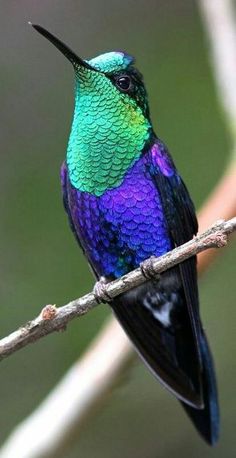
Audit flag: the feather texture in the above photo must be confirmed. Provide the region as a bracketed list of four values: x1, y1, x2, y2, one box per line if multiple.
[61, 130, 219, 445]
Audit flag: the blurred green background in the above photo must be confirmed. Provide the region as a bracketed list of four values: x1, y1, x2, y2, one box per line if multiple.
[0, 1, 235, 457]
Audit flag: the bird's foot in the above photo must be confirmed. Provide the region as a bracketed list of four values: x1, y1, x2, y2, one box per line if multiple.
[140, 256, 159, 280]
[93, 277, 112, 304]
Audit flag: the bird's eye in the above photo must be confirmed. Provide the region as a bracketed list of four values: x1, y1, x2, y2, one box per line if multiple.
[116, 75, 132, 92]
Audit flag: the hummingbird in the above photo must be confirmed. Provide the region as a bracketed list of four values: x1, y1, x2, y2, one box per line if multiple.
[32, 24, 219, 445]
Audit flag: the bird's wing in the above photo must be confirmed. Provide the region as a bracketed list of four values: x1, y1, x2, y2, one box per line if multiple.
[111, 138, 204, 407]
[148, 138, 201, 353]
[147, 139, 219, 442]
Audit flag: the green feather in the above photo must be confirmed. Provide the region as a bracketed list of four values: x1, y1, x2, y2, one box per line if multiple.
[67, 53, 151, 196]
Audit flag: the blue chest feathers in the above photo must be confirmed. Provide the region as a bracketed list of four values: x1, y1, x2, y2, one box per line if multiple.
[66, 155, 172, 278]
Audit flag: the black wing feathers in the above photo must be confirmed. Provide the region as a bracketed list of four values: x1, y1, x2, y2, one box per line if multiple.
[113, 274, 203, 406]
[112, 138, 219, 442]
[151, 142, 202, 358]
[112, 138, 204, 407]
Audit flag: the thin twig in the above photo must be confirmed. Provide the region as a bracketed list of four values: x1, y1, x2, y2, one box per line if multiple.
[0, 218, 235, 363]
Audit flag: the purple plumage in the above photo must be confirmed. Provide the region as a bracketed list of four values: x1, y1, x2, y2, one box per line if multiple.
[61, 143, 172, 279]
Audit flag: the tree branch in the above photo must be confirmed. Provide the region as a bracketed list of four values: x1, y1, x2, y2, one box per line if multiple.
[0, 218, 235, 363]
[199, 0, 236, 146]
[196, 0, 236, 272]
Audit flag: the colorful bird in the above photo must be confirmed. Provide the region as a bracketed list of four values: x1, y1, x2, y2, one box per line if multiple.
[32, 24, 219, 445]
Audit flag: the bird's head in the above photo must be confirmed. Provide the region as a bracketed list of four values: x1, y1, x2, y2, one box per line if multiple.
[31, 24, 152, 195]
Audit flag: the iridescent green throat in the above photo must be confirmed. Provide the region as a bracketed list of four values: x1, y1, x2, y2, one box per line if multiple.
[66, 75, 151, 196]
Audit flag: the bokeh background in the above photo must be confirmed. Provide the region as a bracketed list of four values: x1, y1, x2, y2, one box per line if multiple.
[0, 1, 235, 457]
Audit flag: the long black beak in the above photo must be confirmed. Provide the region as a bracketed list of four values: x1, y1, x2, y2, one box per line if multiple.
[29, 23, 96, 72]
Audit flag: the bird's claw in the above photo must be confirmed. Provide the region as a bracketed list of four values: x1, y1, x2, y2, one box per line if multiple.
[140, 256, 159, 280]
[93, 277, 112, 304]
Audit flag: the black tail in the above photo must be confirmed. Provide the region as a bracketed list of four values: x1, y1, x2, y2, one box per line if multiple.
[181, 331, 220, 445]
[111, 270, 220, 444]
[111, 271, 204, 409]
